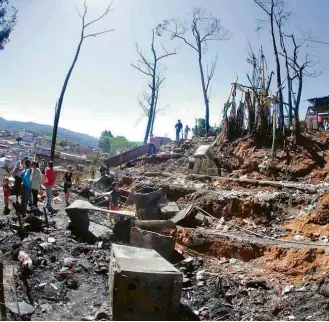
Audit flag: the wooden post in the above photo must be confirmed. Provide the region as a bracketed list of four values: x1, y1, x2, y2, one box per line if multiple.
[271, 99, 277, 160]
[0, 262, 6, 321]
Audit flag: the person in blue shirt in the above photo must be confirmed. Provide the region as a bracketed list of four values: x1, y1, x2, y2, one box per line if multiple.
[21, 159, 32, 217]
[175, 119, 183, 141]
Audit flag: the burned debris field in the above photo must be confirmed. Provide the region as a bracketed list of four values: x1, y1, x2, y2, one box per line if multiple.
[2, 132, 329, 320]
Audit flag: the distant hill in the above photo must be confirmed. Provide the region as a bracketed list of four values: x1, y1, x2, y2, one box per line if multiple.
[0, 117, 98, 148]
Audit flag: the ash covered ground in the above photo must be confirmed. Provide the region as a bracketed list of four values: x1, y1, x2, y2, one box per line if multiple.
[2, 132, 329, 320]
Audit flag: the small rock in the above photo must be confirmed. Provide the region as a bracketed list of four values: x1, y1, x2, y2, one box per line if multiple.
[66, 278, 79, 290]
[296, 286, 307, 292]
[229, 258, 237, 264]
[288, 315, 296, 320]
[82, 316, 95, 321]
[48, 237, 56, 243]
[294, 234, 304, 241]
[190, 236, 205, 246]
[95, 311, 111, 321]
[40, 303, 52, 313]
[6, 301, 35, 316]
[200, 310, 209, 318]
[196, 270, 205, 281]
[97, 241, 103, 249]
[281, 285, 294, 295]
[183, 277, 191, 286]
[38, 282, 47, 288]
[39, 242, 51, 250]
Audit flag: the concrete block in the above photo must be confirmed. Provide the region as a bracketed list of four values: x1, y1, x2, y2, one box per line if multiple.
[194, 145, 214, 159]
[193, 158, 202, 174]
[200, 159, 216, 175]
[127, 188, 164, 220]
[109, 244, 182, 321]
[130, 227, 175, 261]
[160, 202, 180, 219]
[207, 167, 219, 176]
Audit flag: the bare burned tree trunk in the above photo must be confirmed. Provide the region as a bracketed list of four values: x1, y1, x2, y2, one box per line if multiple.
[254, 0, 286, 132]
[270, 11, 284, 131]
[50, 1, 114, 160]
[198, 54, 210, 133]
[157, 8, 229, 134]
[132, 31, 176, 144]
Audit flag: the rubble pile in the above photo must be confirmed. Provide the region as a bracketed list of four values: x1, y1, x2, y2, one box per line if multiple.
[2, 131, 329, 320]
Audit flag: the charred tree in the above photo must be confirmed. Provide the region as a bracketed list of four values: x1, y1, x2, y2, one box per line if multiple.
[50, 1, 114, 160]
[157, 8, 229, 134]
[132, 30, 176, 144]
[254, 0, 285, 132]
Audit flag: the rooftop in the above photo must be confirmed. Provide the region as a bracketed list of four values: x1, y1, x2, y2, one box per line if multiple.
[308, 96, 329, 111]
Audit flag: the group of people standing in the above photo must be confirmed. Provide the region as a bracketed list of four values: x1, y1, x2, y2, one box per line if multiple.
[175, 119, 190, 141]
[3, 158, 74, 215]
[147, 119, 191, 156]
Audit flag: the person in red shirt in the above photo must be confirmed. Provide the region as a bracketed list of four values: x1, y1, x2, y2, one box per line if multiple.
[3, 177, 10, 214]
[147, 133, 156, 155]
[44, 161, 56, 211]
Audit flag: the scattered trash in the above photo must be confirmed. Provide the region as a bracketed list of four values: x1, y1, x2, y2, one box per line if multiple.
[18, 250, 32, 269]
[281, 285, 294, 295]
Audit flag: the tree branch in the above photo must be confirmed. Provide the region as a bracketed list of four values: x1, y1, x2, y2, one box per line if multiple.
[84, 1, 114, 28]
[131, 64, 152, 76]
[205, 55, 217, 92]
[84, 29, 114, 39]
[157, 51, 177, 61]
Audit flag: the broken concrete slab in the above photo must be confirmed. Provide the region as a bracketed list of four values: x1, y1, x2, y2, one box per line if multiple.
[194, 145, 214, 159]
[134, 220, 177, 237]
[109, 244, 182, 321]
[93, 175, 114, 192]
[66, 200, 135, 218]
[160, 202, 180, 219]
[126, 188, 165, 220]
[130, 227, 175, 261]
[6, 301, 35, 316]
[170, 204, 194, 224]
[89, 222, 112, 240]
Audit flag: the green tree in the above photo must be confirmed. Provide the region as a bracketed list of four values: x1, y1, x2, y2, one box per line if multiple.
[0, 0, 17, 50]
[101, 130, 113, 138]
[58, 139, 69, 148]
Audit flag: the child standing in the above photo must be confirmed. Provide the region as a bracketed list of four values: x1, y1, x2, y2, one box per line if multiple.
[109, 182, 121, 224]
[3, 177, 10, 214]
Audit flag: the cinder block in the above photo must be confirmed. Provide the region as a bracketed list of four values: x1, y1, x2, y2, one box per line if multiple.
[130, 227, 175, 261]
[109, 244, 182, 321]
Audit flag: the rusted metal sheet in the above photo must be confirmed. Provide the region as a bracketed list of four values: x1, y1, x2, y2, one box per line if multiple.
[105, 137, 171, 168]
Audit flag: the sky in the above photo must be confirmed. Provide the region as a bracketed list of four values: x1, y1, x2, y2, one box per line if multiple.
[1, 0, 329, 142]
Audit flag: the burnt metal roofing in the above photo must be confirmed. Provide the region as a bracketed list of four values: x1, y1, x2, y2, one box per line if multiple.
[308, 96, 329, 106]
